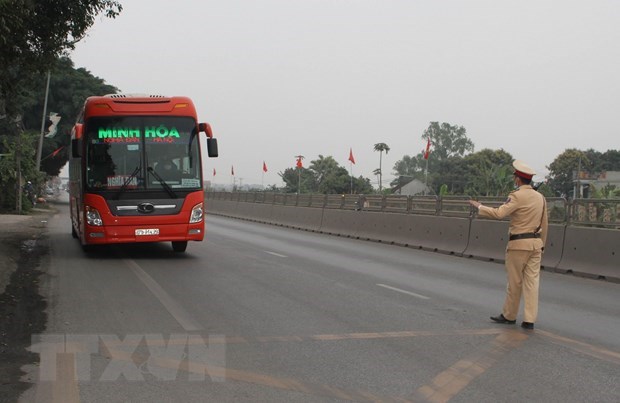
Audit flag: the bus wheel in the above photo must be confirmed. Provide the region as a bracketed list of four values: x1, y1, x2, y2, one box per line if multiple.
[172, 241, 188, 253]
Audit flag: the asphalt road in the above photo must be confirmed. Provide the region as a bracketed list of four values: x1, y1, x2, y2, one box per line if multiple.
[19, 195, 620, 402]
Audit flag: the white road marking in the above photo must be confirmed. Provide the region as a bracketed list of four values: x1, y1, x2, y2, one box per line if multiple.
[123, 258, 202, 331]
[377, 283, 430, 300]
[264, 251, 288, 258]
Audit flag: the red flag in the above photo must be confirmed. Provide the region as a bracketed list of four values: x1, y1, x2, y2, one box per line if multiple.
[423, 138, 431, 160]
[296, 157, 303, 168]
[231, 165, 235, 175]
[51, 146, 64, 157]
[348, 148, 355, 164]
[213, 168, 216, 176]
[263, 161, 268, 172]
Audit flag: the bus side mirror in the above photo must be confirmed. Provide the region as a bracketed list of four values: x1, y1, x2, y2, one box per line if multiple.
[71, 124, 83, 157]
[199, 122, 218, 157]
[207, 138, 218, 158]
[74, 124, 83, 139]
[198, 122, 213, 138]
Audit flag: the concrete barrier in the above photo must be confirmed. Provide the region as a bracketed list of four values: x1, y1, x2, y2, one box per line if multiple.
[206, 198, 238, 216]
[409, 215, 469, 255]
[355, 211, 411, 244]
[350, 212, 468, 255]
[271, 205, 323, 231]
[320, 209, 361, 238]
[463, 220, 509, 262]
[556, 226, 620, 281]
[464, 220, 566, 268]
[205, 197, 617, 282]
[541, 224, 565, 269]
[235, 202, 274, 222]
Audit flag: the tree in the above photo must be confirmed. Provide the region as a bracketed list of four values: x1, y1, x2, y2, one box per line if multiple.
[21, 57, 118, 177]
[391, 155, 424, 183]
[462, 149, 514, 196]
[278, 155, 374, 195]
[591, 184, 619, 199]
[373, 143, 390, 192]
[308, 155, 374, 194]
[309, 155, 340, 190]
[600, 150, 620, 171]
[546, 149, 588, 197]
[352, 176, 374, 195]
[0, 131, 42, 212]
[535, 183, 554, 198]
[392, 122, 474, 193]
[0, 57, 118, 211]
[0, 1, 122, 119]
[432, 156, 468, 194]
[0, 1, 122, 211]
[279, 167, 316, 194]
[423, 122, 474, 161]
[547, 148, 620, 198]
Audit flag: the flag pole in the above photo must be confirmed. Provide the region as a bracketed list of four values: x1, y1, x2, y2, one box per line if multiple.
[350, 161, 353, 194]
[423, 137, 431, 195]
[424, 156, 429, 195]
[348, 148, 355, 194]
[295, 155, 304, 194]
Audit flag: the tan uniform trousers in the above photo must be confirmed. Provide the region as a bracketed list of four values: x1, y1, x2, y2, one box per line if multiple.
[502, 249, 542, 323]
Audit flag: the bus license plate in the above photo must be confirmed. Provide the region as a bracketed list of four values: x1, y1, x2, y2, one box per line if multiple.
[135, 228, 159, 236]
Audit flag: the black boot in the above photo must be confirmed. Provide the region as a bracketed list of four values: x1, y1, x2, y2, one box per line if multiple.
[490, 314, 516, 324]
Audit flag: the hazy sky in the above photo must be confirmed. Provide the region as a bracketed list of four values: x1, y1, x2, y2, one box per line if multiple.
[70, 0, 620, 187]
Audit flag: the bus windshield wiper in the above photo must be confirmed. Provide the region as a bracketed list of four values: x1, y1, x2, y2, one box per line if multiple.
[116, 164, 141, 199]
[147, 167, 177, 198]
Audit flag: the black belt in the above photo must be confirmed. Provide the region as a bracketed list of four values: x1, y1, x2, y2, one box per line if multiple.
[509, 233, 541, 241]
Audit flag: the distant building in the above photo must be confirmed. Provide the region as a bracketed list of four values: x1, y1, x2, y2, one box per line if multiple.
[391, 178, 432, 196]
[574, 171, 620, 198]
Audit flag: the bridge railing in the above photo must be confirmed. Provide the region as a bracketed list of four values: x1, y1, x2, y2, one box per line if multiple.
[206, 192, 619, 228]
[568, 198, 619, 228]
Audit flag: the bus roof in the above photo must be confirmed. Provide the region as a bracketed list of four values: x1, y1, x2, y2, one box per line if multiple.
[82, 94, 198, 116]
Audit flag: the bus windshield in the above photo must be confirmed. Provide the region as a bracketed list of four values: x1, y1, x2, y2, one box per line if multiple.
[85, 116, 202, 191]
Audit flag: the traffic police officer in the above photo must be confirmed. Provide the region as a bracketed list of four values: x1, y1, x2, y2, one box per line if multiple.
[469, 160, 548, 329]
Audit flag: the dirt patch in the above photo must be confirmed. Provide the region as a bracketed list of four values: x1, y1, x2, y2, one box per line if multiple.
[0, 209, 53, 402]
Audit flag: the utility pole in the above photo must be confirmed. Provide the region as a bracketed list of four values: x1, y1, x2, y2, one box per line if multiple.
[16, 133, 22, 214]
[36, 70, 51, 171]
[574, 155, 582, 199]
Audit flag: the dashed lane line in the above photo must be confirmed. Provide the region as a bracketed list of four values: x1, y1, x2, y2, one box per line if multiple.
[264, 250, 288, 258]
[123, 258, 202, 332]
[377, 283, 431, 300]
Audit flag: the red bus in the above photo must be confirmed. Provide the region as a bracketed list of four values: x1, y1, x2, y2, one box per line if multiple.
[69, 94, 218, 252]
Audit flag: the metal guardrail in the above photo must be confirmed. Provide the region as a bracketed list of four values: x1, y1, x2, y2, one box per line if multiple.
[205, 192, 617, 228]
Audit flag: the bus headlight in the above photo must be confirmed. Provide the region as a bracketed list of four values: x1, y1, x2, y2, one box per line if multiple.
[85, 206, 103, 226]
[190, 202, 204, 223]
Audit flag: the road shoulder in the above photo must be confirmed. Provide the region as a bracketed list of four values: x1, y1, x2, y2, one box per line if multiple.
[0, 206, 56, 401]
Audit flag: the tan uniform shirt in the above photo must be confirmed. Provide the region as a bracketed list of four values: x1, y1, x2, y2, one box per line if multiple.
[478, 185, 548, 251]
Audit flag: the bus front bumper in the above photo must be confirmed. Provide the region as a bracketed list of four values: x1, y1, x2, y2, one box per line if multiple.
[83, 223, 205, 245]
